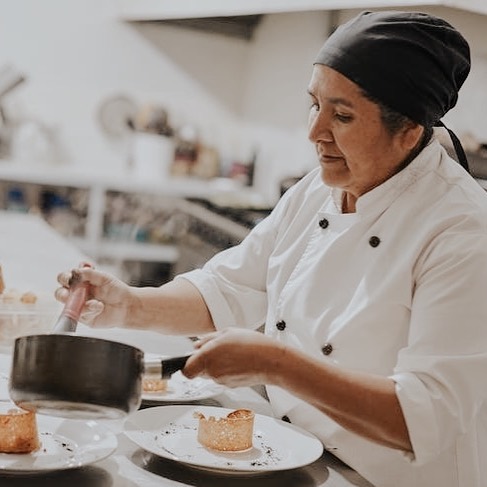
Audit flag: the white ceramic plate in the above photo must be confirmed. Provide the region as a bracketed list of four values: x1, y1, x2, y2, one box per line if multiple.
[0, 415, 117, 474]
[142, 371, 225, 403]
[124, 405, 323, 474]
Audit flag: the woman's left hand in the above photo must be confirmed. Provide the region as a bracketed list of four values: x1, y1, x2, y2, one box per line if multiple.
[182, 328, 285, 388]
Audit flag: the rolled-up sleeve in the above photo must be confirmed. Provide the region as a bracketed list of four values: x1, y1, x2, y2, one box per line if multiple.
[391, 227, 487, 465]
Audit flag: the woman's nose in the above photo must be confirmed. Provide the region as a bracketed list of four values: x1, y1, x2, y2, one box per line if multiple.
[308, 110, 333, 143]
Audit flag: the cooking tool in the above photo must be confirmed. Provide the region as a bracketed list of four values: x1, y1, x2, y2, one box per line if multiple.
[9, 273, 192, 420]
[51, 270, 89, 333]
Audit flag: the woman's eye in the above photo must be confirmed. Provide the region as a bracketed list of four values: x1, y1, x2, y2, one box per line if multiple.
[335, 113, 353, 123]
[309, 102, 319, 111]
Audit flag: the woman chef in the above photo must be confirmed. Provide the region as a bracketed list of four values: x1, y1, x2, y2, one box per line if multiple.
[57, 11, 487, 487]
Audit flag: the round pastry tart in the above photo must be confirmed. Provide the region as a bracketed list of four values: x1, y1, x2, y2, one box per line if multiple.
[0, 403, 40, 453]
[194, 408, 255, 452]
[142, 358, 168, 393]
[142, 377, 168, 393]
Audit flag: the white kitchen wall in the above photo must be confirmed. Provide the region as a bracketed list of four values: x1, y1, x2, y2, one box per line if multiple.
[0, 1, 486, 203]
[0, 0, 249, 173]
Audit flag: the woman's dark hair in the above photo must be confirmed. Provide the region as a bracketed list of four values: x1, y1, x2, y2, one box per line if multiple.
[362, 89, 433, 152]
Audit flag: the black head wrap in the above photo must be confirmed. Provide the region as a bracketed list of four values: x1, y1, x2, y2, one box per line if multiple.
[314, 11, 471, 170]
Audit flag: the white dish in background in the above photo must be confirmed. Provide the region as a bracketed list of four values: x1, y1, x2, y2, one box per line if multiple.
[0, 291, 61, 348]
[0, 415, 117, 474]
[124, 405, 323, 474]
[0, 373, 8, 401]
[142, 370, 225, 403]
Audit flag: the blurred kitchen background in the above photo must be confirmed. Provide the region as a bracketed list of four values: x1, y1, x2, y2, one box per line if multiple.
[1, 0, 487, 286]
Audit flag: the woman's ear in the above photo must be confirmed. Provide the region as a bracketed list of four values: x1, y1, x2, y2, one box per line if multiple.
[400, 122, 425, 151]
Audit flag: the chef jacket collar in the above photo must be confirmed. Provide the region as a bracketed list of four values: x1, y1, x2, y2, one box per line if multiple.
[329, 139, 441, 216]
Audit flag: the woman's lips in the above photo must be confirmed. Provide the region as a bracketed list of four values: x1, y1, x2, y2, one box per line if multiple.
[319, 154, 344, 163]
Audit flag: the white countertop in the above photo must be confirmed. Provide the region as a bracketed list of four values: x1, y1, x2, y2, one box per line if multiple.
[0, 210, 88, 293]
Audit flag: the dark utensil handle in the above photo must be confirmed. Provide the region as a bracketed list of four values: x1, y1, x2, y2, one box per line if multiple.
[161, 354, 192, 379]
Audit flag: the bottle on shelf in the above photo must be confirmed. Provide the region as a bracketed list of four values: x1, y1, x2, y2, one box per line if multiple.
[6, 186, 28, 213]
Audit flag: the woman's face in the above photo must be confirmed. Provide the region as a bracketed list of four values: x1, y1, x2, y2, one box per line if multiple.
[307, 65, 419, 201]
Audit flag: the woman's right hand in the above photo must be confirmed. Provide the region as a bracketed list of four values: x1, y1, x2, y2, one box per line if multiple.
[55, 263, 134, 328]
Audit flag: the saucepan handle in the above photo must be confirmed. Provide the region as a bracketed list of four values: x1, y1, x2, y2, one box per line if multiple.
[160, 354, 192, 379]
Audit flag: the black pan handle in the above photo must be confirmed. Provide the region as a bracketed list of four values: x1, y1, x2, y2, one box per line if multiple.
[160, 354, 192, 379]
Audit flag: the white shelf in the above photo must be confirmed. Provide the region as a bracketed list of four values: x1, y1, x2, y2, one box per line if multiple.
[117, 0, 487, 21]
[117, 0, 442, 20]
[0, 161, 212, 266]
[443, 0, 487, 15]
[0, 160, 215, 198]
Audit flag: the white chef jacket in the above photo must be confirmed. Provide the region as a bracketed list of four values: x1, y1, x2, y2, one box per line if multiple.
[179, 139, 487, 487]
